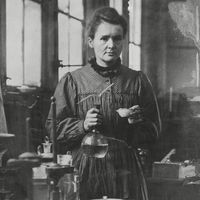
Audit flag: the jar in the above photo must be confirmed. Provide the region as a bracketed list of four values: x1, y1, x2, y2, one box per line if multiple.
[59, 172, 80, 200]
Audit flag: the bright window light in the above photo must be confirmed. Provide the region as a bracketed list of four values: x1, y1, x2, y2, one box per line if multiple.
[6, 0, 41, 86]
[58, 0, 84, 80]
[129, 0, 142, 71]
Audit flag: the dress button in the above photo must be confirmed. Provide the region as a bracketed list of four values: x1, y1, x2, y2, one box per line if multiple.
[105, 79, 110, 84]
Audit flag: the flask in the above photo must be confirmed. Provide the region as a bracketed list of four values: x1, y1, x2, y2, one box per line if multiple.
[61, 172, 80, 200]
[81, 104, 108, 158]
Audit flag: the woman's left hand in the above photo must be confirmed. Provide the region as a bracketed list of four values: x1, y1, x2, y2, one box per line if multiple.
[128, 105, 144, 124]
[116, 105, 144, 124]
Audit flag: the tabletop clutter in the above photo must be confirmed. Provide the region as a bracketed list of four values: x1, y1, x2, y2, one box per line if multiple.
[32, 135, 78, 200]
[152, 149, 200, 180]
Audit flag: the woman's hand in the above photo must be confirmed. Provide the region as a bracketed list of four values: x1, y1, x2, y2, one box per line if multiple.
[83, 107, 103, 132]
[128, 105, 144, 124]
[116, 105, 144, 124]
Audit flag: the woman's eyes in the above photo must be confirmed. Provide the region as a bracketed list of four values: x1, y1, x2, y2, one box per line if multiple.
[101, 36, 109, 41]
[113, 36, 123, 42]
[100, 36, 122, 43]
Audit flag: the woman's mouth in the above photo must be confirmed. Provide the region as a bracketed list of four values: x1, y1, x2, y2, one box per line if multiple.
[106, 52, 115, 56]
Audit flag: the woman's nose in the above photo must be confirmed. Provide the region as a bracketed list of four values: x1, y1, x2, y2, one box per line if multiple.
[107, 38, 115, 48]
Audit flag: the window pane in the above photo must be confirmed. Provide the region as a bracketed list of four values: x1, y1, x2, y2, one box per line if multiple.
[58, 13, 69, 65]
[129, 44, 141, 71]
[58, 1, 83, 80]
[69, 19, 82, 65]
[6, 0, 23, 86]
[109, 0, 123, 15]
[129, 0, 141, 44]
[70, 0, 83, 19]
[24, 0, 41, 86]
[58, 16, 83, 79]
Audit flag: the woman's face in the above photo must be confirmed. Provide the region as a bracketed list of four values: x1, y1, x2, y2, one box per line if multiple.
[88, 21, 124, 67]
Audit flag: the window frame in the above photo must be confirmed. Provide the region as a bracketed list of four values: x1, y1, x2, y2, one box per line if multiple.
[0, 0, 44, 92]
[0, 0, 86, 92]
[56, 0, 86, 79]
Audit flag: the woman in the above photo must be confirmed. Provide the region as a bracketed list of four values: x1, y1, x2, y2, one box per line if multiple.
[46, 7, 161, 200]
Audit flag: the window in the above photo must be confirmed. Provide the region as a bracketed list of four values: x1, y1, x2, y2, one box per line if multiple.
[128, 0, 142, 71]
[2, 0, 85, 89]
[167, 1, 200, 89]
[57, 0, 84, 80]
[6, 0, 42, 87]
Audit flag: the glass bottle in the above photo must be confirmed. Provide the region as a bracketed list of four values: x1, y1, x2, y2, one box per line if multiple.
[60, 173, 80, 200]
[81, 104, 108, 158]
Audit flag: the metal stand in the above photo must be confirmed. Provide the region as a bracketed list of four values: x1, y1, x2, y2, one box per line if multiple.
[46, 97, 74, 200]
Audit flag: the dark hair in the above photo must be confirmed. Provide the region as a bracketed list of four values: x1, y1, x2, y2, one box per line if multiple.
[87, 7, 127, 39]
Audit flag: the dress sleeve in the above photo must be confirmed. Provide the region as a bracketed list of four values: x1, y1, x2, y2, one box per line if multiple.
[129, 71, 162, 148]
[45, 73, 86, 150]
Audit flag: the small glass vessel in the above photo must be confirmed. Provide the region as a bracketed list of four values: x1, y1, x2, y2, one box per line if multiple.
[81, 104, 108, 158]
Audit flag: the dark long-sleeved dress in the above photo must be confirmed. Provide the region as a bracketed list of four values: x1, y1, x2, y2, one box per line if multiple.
[46, 60, 161, 200]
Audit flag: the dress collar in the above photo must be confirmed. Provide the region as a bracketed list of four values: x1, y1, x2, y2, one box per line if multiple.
[89, 57, 121, 77]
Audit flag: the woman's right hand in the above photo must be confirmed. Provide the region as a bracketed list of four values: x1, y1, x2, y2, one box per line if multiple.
[83, 107, 103, 132]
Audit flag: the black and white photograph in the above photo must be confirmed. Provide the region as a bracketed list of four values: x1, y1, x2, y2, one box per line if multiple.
[1, 0, 200, 200]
